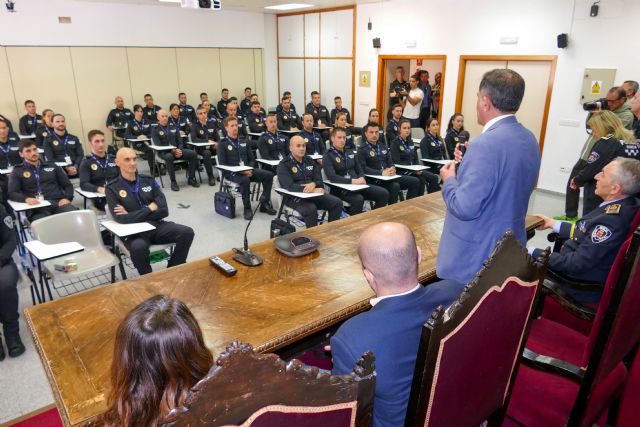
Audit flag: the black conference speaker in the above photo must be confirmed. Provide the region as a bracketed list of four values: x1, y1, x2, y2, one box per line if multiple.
[372, 38, 381, 49]
[557, 33, 568, 49]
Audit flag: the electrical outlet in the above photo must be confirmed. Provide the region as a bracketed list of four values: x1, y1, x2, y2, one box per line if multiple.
[559, 166, 571, 173]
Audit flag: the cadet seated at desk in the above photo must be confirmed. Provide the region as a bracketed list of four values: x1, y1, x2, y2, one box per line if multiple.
[9, 140, 77, 222]
[0, 115, 12, 133]
[277, 135, 343, 228]
[390, 119, 440, 194]
[150, 110, 199, 192]
[276, 92, 298, 115]
[222, 102, 248, 140]
[0, 203, 25, 360]
[306, 91, 331, 142]
[277, 96, 302, 131]
[43, 114, 84, 178]
[143, 94, 161, 124]
[18, 99, 42, 136]
[34, 109, 54, 148]
[529, 157, 640, 304]
[200, 93, 221, 120]
[0, 120, 21, 205]
[106, 148, 195, 276]
[357, 122, 422, 204]
[240, 87, 253, 114]
[218, 116, 277, 220]
[257, 114, 288, 172]
[106, 96, 133, 138]
[334, 112, 359, 150]
[300, 113, 325, 160]
[330, 96, 352, 127]
[444, 113, 465, 160]
[124, 104, 155, 175]
[190, 106, 217, 186]
[79, 130, 119, 211]
[98, 295, 212, 426]
[247, 101, 266, 134]
[367, 108, 386, 144]
[385, 104, 403, 144]
[217, 88, 230, 118]
[420, 117, 449, 161]
[250, 94, 267, 116]
[177, 92, 196, 123]
[168, 103, 191, 138]
[201, 100, 221, 131]
[322, 127, 388, 216]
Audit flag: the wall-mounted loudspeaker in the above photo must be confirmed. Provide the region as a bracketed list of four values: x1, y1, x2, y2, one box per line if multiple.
[372, 38, 381, 48]
[557, 33, 568, 49]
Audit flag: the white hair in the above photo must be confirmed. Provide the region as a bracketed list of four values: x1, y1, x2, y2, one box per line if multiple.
[611, 157, 640, 195]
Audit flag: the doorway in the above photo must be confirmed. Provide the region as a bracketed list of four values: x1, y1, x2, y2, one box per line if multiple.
[376, 55, 447, 128]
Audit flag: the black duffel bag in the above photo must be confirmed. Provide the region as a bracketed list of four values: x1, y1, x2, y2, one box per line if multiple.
[270, 218, 295, 238]
[214, 191, 235, 218]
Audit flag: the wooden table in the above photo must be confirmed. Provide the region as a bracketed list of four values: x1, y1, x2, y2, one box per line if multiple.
[24, 194, 542, 426]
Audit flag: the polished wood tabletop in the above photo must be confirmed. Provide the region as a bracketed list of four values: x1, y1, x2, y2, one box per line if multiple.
[24, 194, 542, 426]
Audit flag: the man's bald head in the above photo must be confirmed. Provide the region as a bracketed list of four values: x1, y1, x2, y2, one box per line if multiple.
[116, 147, 136, 162]
[358, 222, 420, 294]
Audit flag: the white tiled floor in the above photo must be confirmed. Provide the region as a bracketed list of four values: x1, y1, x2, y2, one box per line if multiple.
[0, 166, 572, 424]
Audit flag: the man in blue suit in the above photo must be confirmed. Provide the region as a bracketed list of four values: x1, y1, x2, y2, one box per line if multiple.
[437, 69, 541, 285]
[331, 222, 464, 427]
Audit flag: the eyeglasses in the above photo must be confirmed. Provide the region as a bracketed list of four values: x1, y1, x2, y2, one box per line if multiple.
[606, 97, 622, 103]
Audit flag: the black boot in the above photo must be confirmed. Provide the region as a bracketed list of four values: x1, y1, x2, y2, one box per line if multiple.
[244, 207, 254, 220]
[0, 336, 5, 361]
[259, 201, 277, 215]
[5, 333, 25, 358]
[188, 178, 200, 188]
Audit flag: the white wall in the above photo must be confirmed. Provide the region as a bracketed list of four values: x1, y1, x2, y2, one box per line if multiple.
[354, 0, 640, 193]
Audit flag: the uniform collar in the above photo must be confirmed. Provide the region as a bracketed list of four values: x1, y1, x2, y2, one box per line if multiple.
[599, 196, 628, 207]
[370, 284, 421, 306]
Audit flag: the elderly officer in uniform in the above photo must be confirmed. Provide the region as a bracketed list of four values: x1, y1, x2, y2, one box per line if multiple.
[189, 106, 217, 186]
[529, 157, 640, 303]
[9, 140, 77, 222]
[257, 114, 288, 173]
[323, 127, 388, 216]
[277, 136, 343, 228]
[106, 147, 194, 276]
[0, 203, 25, 360]
[79, 130, 119, 211]
[43, 114, 84, 178]
[357, 122, 421, 204]
[106, 96, 133, 137]
[150, 109, 199, 192]
[218, 116, 277, 220]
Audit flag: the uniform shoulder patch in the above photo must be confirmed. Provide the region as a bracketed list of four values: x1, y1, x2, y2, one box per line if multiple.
[605, 204, 621, 215]
[587, 151, 600, 164]
[4, 215, 13, 229]
[591, 225, 613, 244]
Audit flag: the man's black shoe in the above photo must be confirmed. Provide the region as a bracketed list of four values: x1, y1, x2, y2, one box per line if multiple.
[244, 208, 254, 220]
[5, 333, 25, 358]
[188, 178, 200, 188]
[171, 181, 180, 191]
[259, 201, 277, 215]
[208, 177, 216, 186]
[0, 336, 5, 361]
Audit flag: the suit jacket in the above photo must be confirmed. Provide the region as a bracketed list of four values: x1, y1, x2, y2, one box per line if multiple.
[437, 115, 540, 284]
[331, 281, 464, 427]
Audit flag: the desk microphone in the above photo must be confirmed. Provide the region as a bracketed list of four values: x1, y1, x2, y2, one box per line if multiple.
[232, 201, 263, 267]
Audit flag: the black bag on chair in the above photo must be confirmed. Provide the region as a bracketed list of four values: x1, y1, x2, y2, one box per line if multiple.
[214, 191, 235, 218]
[270, 218, 295, 238]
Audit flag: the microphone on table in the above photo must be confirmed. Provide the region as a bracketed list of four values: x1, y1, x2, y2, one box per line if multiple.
[233, 201, 263, 267]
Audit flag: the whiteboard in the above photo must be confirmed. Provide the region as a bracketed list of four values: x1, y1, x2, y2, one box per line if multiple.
[278, 59, 304, 112]
[278, 15, 304, 58]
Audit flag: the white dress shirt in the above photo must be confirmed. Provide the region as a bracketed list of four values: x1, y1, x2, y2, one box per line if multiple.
[370, 284, 421, 307]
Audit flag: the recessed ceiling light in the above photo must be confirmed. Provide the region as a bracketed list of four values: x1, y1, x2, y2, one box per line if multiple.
[264, 3, 314, 11]
[159, 0, 181, 3]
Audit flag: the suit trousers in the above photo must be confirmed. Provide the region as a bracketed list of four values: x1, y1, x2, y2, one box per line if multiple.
[227, 169, 274, 208]
[335, 184, 388, 215]
[287, 193, 343, 228]
[0, 261, 19, 335]
[565, 159, 587, 218]
[159, 149, 198, 183]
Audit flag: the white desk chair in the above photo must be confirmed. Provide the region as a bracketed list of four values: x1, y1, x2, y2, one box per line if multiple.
[30, 210, 120, 297]
[411, 127, 425, 140]
[354, 135, 363, 148]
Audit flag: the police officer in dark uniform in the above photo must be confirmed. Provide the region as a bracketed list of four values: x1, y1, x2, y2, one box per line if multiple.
[530, 157, 640, 303]
[217, 88, 231, 117]
[258, 114, 288, 172]
[357, 122, 422, 204]
[334, 112, 359, 150]
[277, 136, 343, 228]
[322, 127, 388, 216]
[250, 95, 267, 116]
[444, 113, 465, 159]
[385, 104, 403, 144]
[276, 92, 298, 115]
[168, 103, 191, 138]
[0, 115, 12, 133]
[124, 104, 155, 175]
[218, 116, 277, 220]
[299, 113, 324, 157]
[151, 109, 199, 192]
[9, 140, 77, 222]
[34, 109, 54, 148]
[330, 96, 352, 126]
[0, 203, 25, 360]
[367, 108, 386, 144]
[277, 96, 302, 131]
[106, 96, 133, 138]
[390, 119, 440, 194]
[190, 107, 217, 186]
[142, 94, 161, 124]
[43, 114, 84, 178]
[18, 99, 42, 136]
[177, 92, 196, 123]
[387, 66, 409, 120]
[247, 101, 267, 134]
[201, 100, 221, 131]
[106, 147, 194, 276]
[0, 120, 20, 205]
[420, 118, 448, 160]
[305, 91, 332, 128]
[222, 102, 248, 139]
[240, 87, 253, 114]
[79, 130, 119, 211]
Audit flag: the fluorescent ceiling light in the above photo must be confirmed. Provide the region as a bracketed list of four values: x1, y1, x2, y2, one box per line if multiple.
[159, 0, 181, 3]
[264, 3, 314, 11]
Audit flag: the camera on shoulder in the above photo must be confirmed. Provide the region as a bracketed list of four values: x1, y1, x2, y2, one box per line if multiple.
[583, 98, 608, 111]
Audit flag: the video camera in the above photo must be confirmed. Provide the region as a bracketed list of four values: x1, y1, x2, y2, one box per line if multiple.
[583, 98, 608, 111]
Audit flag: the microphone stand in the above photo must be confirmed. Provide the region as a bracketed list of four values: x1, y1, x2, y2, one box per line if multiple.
[232, 200, 264, 266]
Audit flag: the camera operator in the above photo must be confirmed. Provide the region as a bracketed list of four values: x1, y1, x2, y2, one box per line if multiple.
[557, 86, 635, 221]
[625, 80, 639, 138]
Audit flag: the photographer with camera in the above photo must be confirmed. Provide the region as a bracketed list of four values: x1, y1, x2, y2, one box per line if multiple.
[557, 86, 635, 221]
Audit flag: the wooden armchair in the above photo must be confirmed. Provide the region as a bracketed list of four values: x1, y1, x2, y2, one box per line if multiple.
[161, 341, 375, 427]
[404, 230, 550, 427]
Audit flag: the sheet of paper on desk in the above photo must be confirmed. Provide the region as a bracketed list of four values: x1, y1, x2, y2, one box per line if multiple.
[101, 220, 156, 237]
[307, 154, 323, 160]
[188, 141, 216, 147]
[55, 162, 71, 167]
[395, 164, 428, 171]
[324, 181, 369, 191]
[257, 159, 280, 166]
[421, 158, 450, 166]
[75, 189, 105, 198]
[365, 174, 401, 181]
[217, 165, 254, 172]
[126, 138, 150, 142]
[8, 199, 52, 211]
[150, 145, 175, 150]
[19, 134, 36, 139]
[276, 188, 323, 198]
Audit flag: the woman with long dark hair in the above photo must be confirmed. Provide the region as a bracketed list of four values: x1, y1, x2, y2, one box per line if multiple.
[444, 113, 465, 159]
[98, 295, 213, 427]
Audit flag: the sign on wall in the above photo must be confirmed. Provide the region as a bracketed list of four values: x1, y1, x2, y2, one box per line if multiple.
[359, 71, 371, 87]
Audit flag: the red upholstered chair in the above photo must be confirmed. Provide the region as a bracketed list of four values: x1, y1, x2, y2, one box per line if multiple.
[540, 208, 640, 335]
[160, 341, 375, 427]
[404, 231, 550, 427]
[616, 349, 640, 427]
[506, 227, 640, 427]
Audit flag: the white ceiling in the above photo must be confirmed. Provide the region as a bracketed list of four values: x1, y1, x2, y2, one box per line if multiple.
[74, 0, 385, 14]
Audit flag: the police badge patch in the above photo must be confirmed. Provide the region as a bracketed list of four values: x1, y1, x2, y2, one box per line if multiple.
[119, 190, 127, 198]
[291, 166, 298, 173]
[369, 151, 375, 157]
[91, 164, 98, 171]
[23, 171, 31, 178]
[587, 151, 600, 164]
[591, 225, 612, 244]
[159, 131, 165, 136]
[53, 140, 59, 146]
[4, 216, 13, 229]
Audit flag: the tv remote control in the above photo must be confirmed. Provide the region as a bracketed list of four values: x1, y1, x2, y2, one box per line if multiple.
[209, 256, 237, 276]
